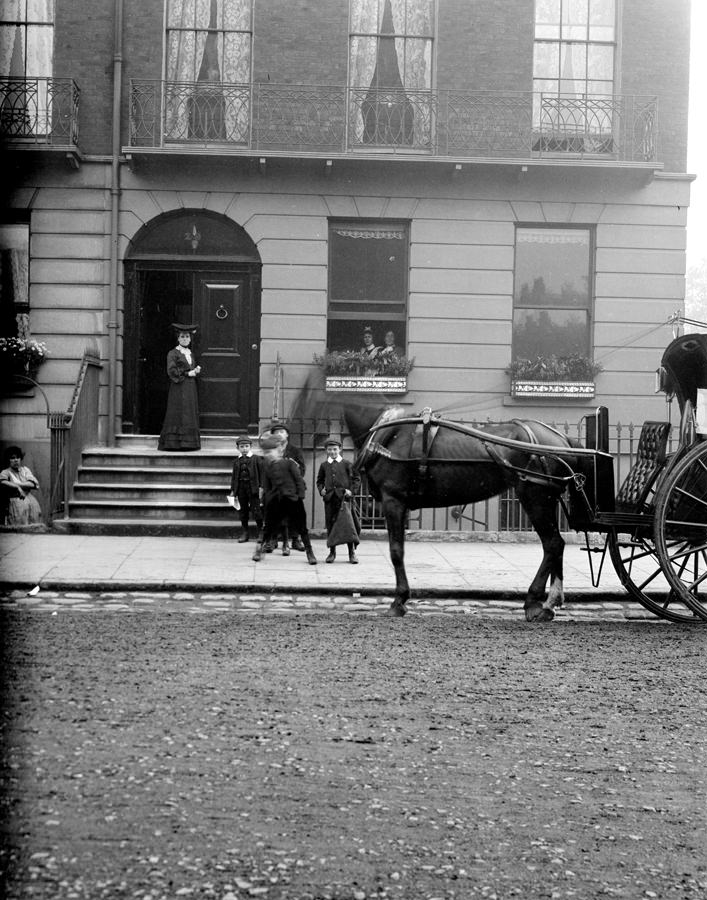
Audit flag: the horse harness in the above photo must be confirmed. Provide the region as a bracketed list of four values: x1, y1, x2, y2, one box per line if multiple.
[363, 408, 579, 492]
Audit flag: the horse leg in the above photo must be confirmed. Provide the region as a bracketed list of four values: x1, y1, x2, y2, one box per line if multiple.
[383, 496, 409, 617]
[518, 486, 565, 623]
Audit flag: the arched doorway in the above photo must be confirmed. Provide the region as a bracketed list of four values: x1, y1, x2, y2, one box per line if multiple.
[123, 211, 261, 434]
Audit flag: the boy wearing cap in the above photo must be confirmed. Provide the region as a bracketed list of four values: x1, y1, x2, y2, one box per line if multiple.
[316, 436, 361, 564]
[230, 436, 263, 542]
[253, 434, 317, 566]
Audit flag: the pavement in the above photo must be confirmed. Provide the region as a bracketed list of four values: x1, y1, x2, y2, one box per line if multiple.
[0, 528, 665, 621]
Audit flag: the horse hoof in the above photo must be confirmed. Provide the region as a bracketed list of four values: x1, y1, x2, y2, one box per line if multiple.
[384, 603, 407, 618]
[525, 603, 554, 623]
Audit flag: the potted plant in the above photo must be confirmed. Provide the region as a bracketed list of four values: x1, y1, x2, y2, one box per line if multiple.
[0, 337, 49, 393]
[314, 349, 414, 393]
[506, 353, 602, 399]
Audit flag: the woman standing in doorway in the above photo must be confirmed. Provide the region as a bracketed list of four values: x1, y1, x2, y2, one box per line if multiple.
[158, 323, 202, 451]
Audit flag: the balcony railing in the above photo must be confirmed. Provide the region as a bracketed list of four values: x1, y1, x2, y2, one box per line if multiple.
[128, 80, 658, 164]
[0, 77, 80, 150]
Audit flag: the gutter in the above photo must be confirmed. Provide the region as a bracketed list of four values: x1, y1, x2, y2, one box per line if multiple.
[107, 0, 124, 445]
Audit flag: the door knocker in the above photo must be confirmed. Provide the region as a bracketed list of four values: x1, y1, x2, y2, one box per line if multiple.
[215, 305, 229, 320]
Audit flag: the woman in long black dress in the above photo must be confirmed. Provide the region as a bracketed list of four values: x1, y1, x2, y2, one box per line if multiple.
[158, 323, 202, 451]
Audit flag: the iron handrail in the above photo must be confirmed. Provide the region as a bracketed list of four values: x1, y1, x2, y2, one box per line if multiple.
[48, 351, 102, 519]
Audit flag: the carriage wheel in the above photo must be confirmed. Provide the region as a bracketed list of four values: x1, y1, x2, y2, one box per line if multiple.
[654, 441, 707, 621]
[608, 528, 704, 623]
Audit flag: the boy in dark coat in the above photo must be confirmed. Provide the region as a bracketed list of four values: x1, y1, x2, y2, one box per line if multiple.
[316, 435, 361, 564]
[230, 435, 263, 542]
[266, 420, 306, 552]
[253, 434, 317, 565]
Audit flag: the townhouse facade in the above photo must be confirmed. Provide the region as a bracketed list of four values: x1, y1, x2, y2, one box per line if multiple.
[0, 0, 693, 523]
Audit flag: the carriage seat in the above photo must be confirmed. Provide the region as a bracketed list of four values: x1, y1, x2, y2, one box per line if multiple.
[615, 421, 671, 514]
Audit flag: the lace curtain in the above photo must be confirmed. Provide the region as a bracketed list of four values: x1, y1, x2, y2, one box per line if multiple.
[165, 0, 251, 141]
[349, 0, 433, 144]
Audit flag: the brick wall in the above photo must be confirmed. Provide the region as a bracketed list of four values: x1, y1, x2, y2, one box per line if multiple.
[621, 0, 690, 172]
[437, 0, 533, 91]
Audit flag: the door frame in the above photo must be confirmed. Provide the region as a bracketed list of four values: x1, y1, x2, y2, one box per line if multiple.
[122, 260, 262, 434]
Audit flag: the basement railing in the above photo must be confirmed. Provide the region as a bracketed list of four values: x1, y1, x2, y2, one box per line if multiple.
[0, 76, 80, 150]
[48, 351, 102, 520]
[128, 81, 658, 164]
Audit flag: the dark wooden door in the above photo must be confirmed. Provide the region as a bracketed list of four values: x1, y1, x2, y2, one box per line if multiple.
[197, 272, 259, 432]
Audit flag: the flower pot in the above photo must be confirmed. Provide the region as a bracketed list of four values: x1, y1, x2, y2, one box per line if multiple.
[511, 380, 595, 400]
[325, 375, 408, 393]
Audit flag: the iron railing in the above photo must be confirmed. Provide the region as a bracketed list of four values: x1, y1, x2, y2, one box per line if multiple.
[284, 416, 677, 534]
[48, 351, 102, 519]
[0, 76, 80, 148]
[128, 80, 658, 163]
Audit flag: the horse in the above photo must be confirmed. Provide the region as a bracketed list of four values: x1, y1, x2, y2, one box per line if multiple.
[341, 403, 592, 622]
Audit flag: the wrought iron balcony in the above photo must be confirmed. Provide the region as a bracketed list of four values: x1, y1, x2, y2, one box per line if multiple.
[0, 77, 80, 152]
[127, 80, 658, 165]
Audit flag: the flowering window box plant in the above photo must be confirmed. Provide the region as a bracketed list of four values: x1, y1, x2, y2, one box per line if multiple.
[0, 337, 49, 392]
[506, 354, 602, 400]
[314, 349, 414, 393]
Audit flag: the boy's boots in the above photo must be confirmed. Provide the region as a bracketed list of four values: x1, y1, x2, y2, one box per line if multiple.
[252, 543, 263, 562]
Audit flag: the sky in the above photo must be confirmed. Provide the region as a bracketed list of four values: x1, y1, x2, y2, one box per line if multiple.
[687, 1, 705, 272]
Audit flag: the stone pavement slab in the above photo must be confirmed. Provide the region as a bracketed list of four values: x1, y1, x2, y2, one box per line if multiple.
[0, 529, 663, 603]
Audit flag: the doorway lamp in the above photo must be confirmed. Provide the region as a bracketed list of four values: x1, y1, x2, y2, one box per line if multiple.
[185, 224, 202, 252]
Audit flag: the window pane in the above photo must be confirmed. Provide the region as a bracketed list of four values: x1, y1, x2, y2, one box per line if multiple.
[405, 0, 434, 35]
[0, 0, 22, 21]
[589, 0, 614, 39]
[533, 42, 559, 79]
[222, 0, 251, 30]
[587, 43, 613, 80]
[26, 23, 51, 76]
[330, 226, 407, 303]
[563, 0, 588, 40]
[27, 0, 51, 23]
[513, 308, 589, 358]
[535, 0, 561, 36]
[514, 228, 590, 309]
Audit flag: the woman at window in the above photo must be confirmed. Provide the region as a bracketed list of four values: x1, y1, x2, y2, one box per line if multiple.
[360, 326, 381, 360]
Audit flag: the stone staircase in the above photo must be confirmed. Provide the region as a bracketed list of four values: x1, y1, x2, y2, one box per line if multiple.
[52, 435, 243, 537]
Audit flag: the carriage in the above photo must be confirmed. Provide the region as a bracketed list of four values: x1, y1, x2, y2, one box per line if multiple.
[345, 323, 707, 622]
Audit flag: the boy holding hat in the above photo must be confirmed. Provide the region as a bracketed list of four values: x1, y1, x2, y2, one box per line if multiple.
[230, 435, 263, 542]
[253, 433, 317, 565]
[316, 435, 361, 564]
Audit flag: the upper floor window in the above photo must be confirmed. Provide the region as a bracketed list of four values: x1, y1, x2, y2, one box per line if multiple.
[512, 226, 593, 364]
[0, 0, 53, 137]
[327, 221, 409, 357]
[349, 0, 434, 149]
[0, 0, 53, 79]
[533, 0, 616, 151]
[164, 0, 252, 144]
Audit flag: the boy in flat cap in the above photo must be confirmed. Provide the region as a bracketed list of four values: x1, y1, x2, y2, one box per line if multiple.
[316, 435, 361, 564]
[230, 435, 263, 542]
[253, 433, 317, 565]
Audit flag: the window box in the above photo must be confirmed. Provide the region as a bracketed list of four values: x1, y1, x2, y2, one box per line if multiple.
[511, 379, 595, 400]
[325, 375, 408, 393]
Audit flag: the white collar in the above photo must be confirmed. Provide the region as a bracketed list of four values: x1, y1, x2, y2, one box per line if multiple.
[237, 450, 252, 458]
[327, 454, 343, 463]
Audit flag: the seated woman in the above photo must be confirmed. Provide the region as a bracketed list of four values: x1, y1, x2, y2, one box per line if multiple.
[0, 445, 42, 526]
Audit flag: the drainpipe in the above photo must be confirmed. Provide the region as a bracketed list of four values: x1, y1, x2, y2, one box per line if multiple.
[107, 0, 124, 445]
